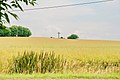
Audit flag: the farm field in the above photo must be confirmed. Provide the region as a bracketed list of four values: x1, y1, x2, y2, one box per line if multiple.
[0, 37, 120, 78]
[0, 37, 120, 60]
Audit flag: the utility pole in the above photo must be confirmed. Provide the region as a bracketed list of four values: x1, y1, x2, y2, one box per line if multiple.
[58, 32, 60, 38]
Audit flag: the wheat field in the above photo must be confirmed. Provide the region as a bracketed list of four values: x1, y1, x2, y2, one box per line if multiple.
[0, 37, 120, 73]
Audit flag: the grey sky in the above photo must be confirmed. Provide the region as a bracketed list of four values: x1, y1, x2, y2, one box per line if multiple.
[9, 0, 120, 40]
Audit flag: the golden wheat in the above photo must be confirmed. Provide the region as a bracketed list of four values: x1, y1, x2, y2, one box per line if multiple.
[0, 37, 120, 73]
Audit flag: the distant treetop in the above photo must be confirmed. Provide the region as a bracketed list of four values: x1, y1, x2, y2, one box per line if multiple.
[0, 25, 32, 37]
[67, 34, 79, 39]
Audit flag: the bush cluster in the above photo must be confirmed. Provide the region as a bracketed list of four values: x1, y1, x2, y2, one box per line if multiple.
[0, 25, 32, 37]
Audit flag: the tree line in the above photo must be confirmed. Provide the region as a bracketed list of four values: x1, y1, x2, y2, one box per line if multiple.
[0, 25, 32, 37]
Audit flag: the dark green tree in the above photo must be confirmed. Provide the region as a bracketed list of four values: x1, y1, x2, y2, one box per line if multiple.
[0, 0, 36, 27]
[17, 26, 31, 37]
[0, 25, 11, 37]
[0, 25, 7, 29]
[3, 28, 11, 36]
[9, 25, 18, 36]
[67, 34, 79, 39]
[0, 29, 4, 36]
[0, 25, 32, 37]
[22, 27, 32, 37]
[17, 26, 24, 37]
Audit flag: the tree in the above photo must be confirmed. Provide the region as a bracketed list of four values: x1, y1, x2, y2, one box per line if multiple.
[0, 29, 4, 36]
[22, 27, 32, 37]
[0, 0, 36, 27]
[17, 26, 32, 37]
[0, 25, 32, 37]
[17, 26, 24, 37]
[0, 25, 7, 29]
[9, 25, 18, 36]
[0, 25, 11, 37]
[0, 25, 6, 36]
[3, 28, 11, 36]
[67, 34, 79, 39]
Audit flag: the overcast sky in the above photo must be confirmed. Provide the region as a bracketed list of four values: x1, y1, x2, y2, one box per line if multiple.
[9, 0, 120, 40]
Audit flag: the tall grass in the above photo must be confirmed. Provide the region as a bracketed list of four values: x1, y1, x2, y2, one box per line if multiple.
[7, 51, 120, 74]
[0, 60, 3, 72]
[69, 59, 120, 73]
[8, 51, 67, 74]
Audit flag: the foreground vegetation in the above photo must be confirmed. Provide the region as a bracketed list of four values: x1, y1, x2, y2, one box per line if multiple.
[8, 51, 67, 74]
[0, 73, 120, 79]
[0, 37, 120, 78]
[5, 51, 119, 74]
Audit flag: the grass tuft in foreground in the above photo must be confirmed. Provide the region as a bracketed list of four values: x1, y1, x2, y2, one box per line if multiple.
[8, 51, 67, 74]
